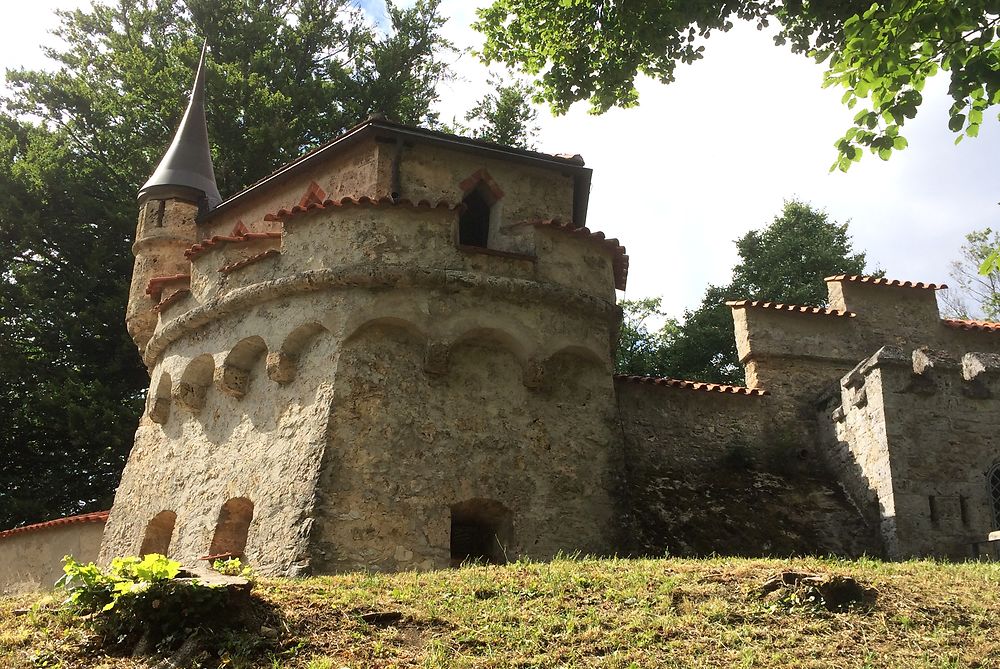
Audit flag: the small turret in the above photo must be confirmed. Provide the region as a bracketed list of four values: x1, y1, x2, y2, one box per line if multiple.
[127, 43, 220, 355]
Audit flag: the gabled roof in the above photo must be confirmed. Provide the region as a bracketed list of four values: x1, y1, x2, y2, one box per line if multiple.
[201, 117, 593, 224]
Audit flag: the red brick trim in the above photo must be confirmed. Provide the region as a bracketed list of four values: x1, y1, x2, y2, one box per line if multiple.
[0, 511, 109, 540]
[299, 181, 327, 207]
[458, 168, 505, 201]
[824, 275, 947, 290]
[725, 300, 856, 317]
[220, 249, 281, 275]
[942, 318, 1000, 333]
[231, 220, 249, 236]
[614, 374, 768, 396]
[263, 195, 461, 222]
[518, 218, 628, 291]
[153, 289, 191, 313]
[185, 232, 282, 260]
[146, 274, 191, 301]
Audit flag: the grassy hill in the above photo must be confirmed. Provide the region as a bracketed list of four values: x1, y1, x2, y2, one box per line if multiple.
[2, 557, 999, 668]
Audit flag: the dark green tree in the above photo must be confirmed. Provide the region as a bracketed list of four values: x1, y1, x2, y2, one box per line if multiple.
[616, 200, 875, 384]
[942, 227, 1000, 320]
[0, 0, 452, 528]
[462, 77, 540, 149]
[614, 297, 679, 377]
[474, 0, 1000, 170]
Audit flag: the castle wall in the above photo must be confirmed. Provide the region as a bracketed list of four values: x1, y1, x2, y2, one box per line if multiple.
[0, 521, 105, 594]
[311, 322, 621, 572]
[820, 347, 1000, 559]
[614, 379, 880, 557]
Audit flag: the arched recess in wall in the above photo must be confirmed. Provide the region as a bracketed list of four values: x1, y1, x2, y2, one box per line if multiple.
[148, 372, 172, 424]
[138, 510, 176, 556]
[539, 345, 610, 396]
[174, 354, 215, 412]
[989, 462, 1000, 527]
[208, 497, 254, 560]
[343, 316, 426, 346]
[219, 336, 268, 398]
[449, 327, 531, 366]
[450, 498, 513, 566]
[457, 171, 503, 249]
[269, 322, 329, 384]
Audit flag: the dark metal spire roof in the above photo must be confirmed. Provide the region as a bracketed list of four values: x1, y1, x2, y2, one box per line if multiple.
[138, 42, 222, 208]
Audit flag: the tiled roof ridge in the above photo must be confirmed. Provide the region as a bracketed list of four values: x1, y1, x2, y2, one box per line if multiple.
[614, 374, 768, 396]
[146, 273, 191, 299]
[0, 510, 109, 540]
[725, 300, 856, 317]
[942, 318, 1000, 332]
[185, 231, 282, 260]
[219, 249, 281, 275]
[521, 218, 629, 291]
[263, 195, 462, 222]
[824, 275, 947, 290]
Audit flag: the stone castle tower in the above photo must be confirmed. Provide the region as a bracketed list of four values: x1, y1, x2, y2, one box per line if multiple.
[101, 49, 629, 574]
[100, 51, 1000, 573]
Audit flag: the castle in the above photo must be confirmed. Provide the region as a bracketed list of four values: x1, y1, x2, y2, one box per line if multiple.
[95, 49, 1000, 575]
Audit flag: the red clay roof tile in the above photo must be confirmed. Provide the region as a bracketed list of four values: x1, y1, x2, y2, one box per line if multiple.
[614, 374, 768, 396]
[153, 289, 190, 313]
[942, 318, 1000, 333]
[185, 231, 282, 260]
[824, 275, 947, 290]
[219, 249, 281, 275]
[522, 219, 629, 291]
[0, 510, 109, 540]
[725, 300, 856, 317]
[263, 195, 461, 222]
[145, 274, 190, 300]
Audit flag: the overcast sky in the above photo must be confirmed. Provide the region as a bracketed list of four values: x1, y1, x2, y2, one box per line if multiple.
[2, 0, 997, 317]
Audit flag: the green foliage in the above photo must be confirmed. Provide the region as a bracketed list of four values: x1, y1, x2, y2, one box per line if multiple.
[456, 76, 541, 149]
[59, 554, 182, 613]
[615, 200, 875, 383]
[474, 0, 999, 168]
[212, 557, 255, 580]
[57, 554, 228, 651]
[0, 0, 453, 528]
[942, 227, 1000, 320]
[614, 297, 679, 377]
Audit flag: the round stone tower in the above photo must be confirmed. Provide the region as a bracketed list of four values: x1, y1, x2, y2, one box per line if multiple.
[101, 54, 628, 575]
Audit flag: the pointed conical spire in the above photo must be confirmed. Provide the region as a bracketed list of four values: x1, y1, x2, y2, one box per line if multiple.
[139, 41, 222, 209]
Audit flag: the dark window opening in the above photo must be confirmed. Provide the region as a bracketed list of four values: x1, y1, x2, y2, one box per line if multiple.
[458, 187, 492, 248]
[989, 464, 1000, 527]
[928, 495, 939, 528]
[959, 495, 970, 528]
[450, 499, 512, 566]
[209, 497, 254, 561]
[139, 510, 176, 557]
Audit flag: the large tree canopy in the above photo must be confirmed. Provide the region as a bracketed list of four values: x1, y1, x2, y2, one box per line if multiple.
[474, 0, 1000, 170]
[616, 200, 876, 384]
[0, 0, 453, 528]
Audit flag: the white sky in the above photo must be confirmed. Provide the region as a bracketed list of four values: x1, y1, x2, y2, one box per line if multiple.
[2, 0, 997, 317]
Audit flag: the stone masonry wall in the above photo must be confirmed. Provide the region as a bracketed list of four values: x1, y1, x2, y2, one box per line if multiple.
[615, 380, 879, 558]
[819, 347, 1000, 559]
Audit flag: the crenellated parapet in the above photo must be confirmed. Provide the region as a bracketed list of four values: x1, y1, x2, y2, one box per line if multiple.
[818, 346, 1000, 559]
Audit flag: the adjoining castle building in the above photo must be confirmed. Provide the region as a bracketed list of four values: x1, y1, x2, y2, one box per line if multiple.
[96, 49, 1000, 575]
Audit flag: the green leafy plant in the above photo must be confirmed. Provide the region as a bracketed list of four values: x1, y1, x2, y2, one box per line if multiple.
[57, 554, 229, 652]
[212, 557, 255, 580]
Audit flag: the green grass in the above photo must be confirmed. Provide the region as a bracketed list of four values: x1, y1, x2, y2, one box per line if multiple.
[2, 556, 999, 668]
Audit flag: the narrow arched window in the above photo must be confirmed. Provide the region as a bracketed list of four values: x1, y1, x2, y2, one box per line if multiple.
[458, 186, 492, 248]
[450, 498, 512, 566]
[139, 511, 176, 557]
[989, 463, 1000, 527]
[209, 497, 254, 560]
